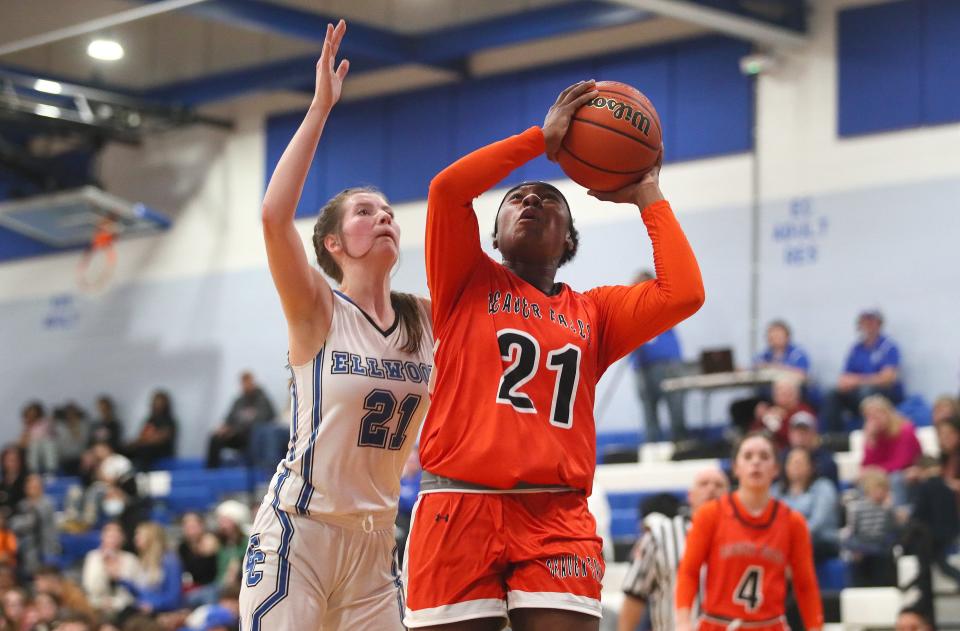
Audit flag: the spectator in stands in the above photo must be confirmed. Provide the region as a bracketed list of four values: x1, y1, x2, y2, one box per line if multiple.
[618, 468, 729, 631]
[932, 395, 960, 427]
[754, 319, 811, 377]
[94, 445, 150, 547]
[777, 447, 839, 561]
[895, 606, 936, 631]
[9, 474, 59, 577]
[786, 411, 839, 485]
[0, 512, 16, 569]
[843, 466, 899, 587]
[116, 522, 182, 615]
[64, 443, 146, 546]
[81, 522, 140, 615]
[0, 446, 26, 518]
[861, 395, 922, 472]
[2, 587, 29, 629]
[178, 512, 220, 607]
[57, 616, 96, 631]
[89, 396, 124, 453]
[18, 402, 57, 475]
[205, 371, 276, 469]
[0, 565, 14, 592]
[901, 455, 960, 617]
[31, 591, 60, 631]
[61, 450, 101, 534]
[35, 565, 93, 621]
[730, 320, 811, 431]
[629, 271, 688, 442]
[55, 403, 90, 476]
[124, 391, 177, 471]
[861, 395, 922, 506]
[212, 501, 248, 591]
[823, 309, 904, 433]
[181, 584, 240, 631]
[936, 415, 960, 500]
[747, 375, 815, 450]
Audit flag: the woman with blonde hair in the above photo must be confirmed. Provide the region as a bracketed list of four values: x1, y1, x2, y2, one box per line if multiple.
[117, 522, 182, 614]
[861, 395, 922, 506]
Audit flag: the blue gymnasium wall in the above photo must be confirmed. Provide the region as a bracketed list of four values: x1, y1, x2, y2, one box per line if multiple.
[838, 0, 960, 136]
[265, 36, 754, 215]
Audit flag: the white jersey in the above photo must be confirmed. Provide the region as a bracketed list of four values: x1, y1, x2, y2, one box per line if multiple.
[271, 290, 433, 522]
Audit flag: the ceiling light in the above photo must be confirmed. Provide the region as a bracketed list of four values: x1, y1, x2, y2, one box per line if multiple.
[34, 79, 62, 94]
[35, 104, 62, 119]
[87, 39, 124, 61]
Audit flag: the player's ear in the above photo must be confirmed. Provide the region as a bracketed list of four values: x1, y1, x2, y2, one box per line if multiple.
[492, 237, 499, 251]
[324, 234, 341, 254]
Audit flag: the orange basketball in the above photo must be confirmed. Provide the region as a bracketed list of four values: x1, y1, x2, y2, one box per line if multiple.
[557, 80, 662, 192]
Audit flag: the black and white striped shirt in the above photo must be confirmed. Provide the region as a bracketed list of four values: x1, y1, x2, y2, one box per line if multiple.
[621, 511, 698, 631]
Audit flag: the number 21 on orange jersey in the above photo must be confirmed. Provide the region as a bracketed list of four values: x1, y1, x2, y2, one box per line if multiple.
[495, 329, 582, 428]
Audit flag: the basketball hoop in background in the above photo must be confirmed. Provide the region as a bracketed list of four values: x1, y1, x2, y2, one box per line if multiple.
[0, 185, 170, 293]
[76, 218, 119, 293]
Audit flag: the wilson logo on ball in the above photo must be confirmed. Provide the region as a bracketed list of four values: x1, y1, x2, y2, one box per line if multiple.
[587, 97, 651, 136]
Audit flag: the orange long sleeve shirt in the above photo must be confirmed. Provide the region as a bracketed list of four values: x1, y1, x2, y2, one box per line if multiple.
[418, 126, 704, 494]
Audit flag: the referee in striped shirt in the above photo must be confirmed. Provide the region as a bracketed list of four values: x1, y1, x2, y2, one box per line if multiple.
[618, 468, 729, 631]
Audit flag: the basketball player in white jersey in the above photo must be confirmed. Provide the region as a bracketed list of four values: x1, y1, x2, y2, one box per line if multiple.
[240, 20, 432, 630]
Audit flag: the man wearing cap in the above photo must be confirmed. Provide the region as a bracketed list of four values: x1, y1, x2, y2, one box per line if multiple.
[823, 309, 904, 433]
[750, 375, 815, 451]
[786, 411, 839, 486]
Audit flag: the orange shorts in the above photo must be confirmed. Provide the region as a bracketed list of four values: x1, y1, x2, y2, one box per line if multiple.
[402, 491, 604, 627]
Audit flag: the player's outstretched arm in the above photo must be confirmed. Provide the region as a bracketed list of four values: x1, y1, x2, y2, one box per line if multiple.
[262, 21, 349, 343]
[788, 512, 824, 631]
[425, 81, 599, 323]
[586, 154, 705, 370]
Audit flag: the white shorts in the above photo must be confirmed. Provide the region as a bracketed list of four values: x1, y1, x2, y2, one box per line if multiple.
[239, 493, 404, 631]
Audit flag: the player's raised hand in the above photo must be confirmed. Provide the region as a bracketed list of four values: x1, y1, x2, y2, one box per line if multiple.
[313, 19, 350, 113]
[542, 80, 599, 162]
[588, 145, 665, 209]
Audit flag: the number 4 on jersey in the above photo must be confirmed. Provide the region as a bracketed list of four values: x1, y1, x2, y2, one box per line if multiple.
[733, 565, 764, 613]
[495, 329, 582, 428]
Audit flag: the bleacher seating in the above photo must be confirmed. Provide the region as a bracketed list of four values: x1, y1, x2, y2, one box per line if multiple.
[607, 489, 686, 540]
[817, 557, 850, 592]
[46, 459, 273, 565]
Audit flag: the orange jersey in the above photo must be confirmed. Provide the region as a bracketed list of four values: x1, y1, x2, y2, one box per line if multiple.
[676, 494, 824, 630]
[420, 126, 704, 494]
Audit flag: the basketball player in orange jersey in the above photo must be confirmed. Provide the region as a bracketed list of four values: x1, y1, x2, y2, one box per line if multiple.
[675, 432, 824, 631]
[243, 21, 433, 630]
[403, 79, 705, 630]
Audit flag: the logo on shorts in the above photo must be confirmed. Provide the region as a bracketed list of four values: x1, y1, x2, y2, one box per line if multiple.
[544, 553, 603, 582]
[245, 534, 266, 587]
[434, 513, 450, 523]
